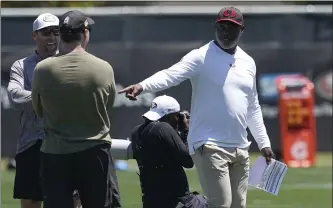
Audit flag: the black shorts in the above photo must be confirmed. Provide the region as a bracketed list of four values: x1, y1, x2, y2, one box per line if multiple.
[13, 140, 43, 201]
[41, 143, 121, 208]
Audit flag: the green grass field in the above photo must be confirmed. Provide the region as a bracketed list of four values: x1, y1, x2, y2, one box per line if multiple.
[1, 153, 332, 208]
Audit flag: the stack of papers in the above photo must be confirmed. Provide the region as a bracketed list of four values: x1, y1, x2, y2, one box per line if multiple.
[249, 156, 288, 196]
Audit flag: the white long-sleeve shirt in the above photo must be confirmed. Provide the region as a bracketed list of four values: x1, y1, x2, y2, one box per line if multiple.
[139, 41, 271, 155]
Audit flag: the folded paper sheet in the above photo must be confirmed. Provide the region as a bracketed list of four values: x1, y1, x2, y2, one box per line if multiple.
[249, 156, 288, 196]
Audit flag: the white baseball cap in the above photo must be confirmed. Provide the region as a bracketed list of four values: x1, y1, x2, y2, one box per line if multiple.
[143, 95, 180, 121]
[33, 13, 59, 32]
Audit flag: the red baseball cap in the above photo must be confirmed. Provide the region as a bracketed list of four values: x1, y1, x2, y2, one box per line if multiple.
[216, 7, 244, 26]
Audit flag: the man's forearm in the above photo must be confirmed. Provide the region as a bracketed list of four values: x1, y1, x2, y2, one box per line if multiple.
[7, 87, 32, 110]
[8, 61, 32, 109]
[248, 105, 271, 150]
[139, 70, 186, 93]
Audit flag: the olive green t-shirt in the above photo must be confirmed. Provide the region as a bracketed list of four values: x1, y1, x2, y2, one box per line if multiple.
[32, 51, 116, 154]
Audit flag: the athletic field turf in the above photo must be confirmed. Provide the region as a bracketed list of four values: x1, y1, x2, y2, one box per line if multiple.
[1, 153, 332, 208]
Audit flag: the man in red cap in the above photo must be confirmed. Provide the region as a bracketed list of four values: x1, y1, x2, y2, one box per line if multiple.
[119, 7, 274, 208]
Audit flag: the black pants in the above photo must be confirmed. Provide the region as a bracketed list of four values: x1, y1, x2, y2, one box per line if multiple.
[14, 141, 43, 201]
[41, 143, 121, 208]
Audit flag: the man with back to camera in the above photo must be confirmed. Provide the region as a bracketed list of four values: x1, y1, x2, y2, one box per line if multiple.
[7, 13, 59, 208]
[131, 95, 208, 208]
[7, 12, 87, 208]
[31, 10, 120, 208]
[119, 7, 275, 208]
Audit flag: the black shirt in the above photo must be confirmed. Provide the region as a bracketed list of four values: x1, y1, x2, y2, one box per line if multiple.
[131, 121, 194, 208]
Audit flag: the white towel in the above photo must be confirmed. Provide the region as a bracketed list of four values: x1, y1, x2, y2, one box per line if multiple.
[111, 139, 133, 160]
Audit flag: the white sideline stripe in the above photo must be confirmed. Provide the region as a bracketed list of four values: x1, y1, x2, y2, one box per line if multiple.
[189, 183, 332, 191]
[247, 205, 294, 208]
[249, 183, 332, 190]
[123, 165, 332, 172]
[120, 164, 332, 190]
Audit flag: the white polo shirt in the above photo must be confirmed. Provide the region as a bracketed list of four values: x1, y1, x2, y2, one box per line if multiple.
[139, 41, 271, 155]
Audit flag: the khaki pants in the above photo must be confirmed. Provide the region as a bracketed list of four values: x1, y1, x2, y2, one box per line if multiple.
[192, 144, 250, 208]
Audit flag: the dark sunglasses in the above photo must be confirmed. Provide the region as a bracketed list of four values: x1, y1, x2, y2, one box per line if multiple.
[38, 28, 60, 36]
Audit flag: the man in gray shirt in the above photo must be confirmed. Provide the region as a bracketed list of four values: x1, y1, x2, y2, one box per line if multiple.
[7, 13, 59, 208]
[32, 10, 120, 208]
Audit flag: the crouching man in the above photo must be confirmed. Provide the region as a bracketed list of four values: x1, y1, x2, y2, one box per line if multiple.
[130, 95, 207, 208]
